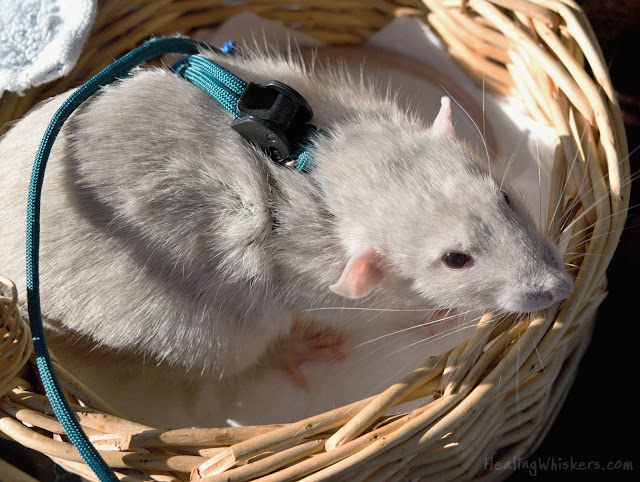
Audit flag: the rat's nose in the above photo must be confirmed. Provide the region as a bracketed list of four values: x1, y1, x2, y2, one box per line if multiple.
[521, 290, 554, 310]
[547, 271, 574, 302]
[521, 272, 573, 311]
[538, 290, 555, 303]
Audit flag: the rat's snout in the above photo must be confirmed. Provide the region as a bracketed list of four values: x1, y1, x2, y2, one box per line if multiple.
[509, 233, 574, 312]
[541, 244, 574, 304]
[514, 269, 573, 312]
[549, 270, 574, 302]
[534, 275, 572, 303]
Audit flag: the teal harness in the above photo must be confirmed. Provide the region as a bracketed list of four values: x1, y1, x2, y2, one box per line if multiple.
[25, 37, 320, 481]
[173, 42, 321, 171]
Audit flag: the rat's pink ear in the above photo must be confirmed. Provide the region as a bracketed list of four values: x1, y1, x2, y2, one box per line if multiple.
[431, 96, 454, 137]
[330, 247, 384, 299]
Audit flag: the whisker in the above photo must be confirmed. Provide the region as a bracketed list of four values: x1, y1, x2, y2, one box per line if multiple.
[536, 138, 543, 229]
[563, 262, 581, 268]
[547, 123, 591, 235]
[561, 195, 639, 238]
[554, 168, 639, 239]
[440, 85, 492, 173]
[560, 164, 640, 224]
[379, 314, 487, 358]
[482, 73, 486, 160]
[549, 148, 639, 237]
[348, 311, 482, 365]
[499, 134, 524, 192]
[353, 309, 478, 349]
[302, 306, 451, 314]
[564, 217, 640, 255]
[565, 202, 640, 240]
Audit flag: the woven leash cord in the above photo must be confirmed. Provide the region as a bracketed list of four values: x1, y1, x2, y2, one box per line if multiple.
[25, 36, 212, 482]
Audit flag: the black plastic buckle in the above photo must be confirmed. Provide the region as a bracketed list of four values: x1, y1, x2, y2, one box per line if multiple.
[230, 80, 313, 162]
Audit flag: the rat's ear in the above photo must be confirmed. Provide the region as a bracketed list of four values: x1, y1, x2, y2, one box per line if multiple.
[431, 96, 454, 137]
[330, 247, 384, 299]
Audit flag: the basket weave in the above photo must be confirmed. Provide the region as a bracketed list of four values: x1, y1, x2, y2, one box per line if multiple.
[0, 0, 630, 480]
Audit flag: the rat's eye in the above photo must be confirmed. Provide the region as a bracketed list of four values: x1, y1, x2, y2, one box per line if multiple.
[500, 189, 511, 206]
[442, 252, 472, 269]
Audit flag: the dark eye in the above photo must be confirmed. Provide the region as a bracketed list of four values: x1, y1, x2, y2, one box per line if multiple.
[442, 252, 472, 269]
[500, 189, 510, 206]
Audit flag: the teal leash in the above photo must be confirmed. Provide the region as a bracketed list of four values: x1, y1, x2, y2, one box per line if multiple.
[27, 36, 322, 481]
[27, 37, 220, 482]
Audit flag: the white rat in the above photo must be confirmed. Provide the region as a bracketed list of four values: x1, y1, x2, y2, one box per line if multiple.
[0, 46, 572, 383]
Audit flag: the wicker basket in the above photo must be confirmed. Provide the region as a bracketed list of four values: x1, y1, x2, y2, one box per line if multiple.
[0, 1, 630, 480]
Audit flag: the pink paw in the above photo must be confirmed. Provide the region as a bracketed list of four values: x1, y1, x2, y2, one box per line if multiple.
[269, 321, 348, 390]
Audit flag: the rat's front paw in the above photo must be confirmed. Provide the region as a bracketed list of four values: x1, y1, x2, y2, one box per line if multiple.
[267, 320, 348, 390]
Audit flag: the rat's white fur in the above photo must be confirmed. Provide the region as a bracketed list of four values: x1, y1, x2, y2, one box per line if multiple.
[0, 46, 572, 379]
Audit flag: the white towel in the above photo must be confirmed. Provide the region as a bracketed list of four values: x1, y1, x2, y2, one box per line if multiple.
[0, 0, 97, 95]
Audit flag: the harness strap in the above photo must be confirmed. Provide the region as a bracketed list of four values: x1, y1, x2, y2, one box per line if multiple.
[173, 53, 322, 171]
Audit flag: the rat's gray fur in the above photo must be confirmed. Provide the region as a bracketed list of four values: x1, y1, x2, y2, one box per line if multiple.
[0, 46, 572, 378]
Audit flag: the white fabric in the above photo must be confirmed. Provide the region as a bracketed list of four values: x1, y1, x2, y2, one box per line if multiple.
[0, 0, 97, 95]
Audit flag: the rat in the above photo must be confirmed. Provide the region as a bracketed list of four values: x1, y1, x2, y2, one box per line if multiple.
[0, 45, 573, 384]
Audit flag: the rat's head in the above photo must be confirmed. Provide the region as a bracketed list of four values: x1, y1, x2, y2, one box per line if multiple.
[319, 97, 573, 313]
